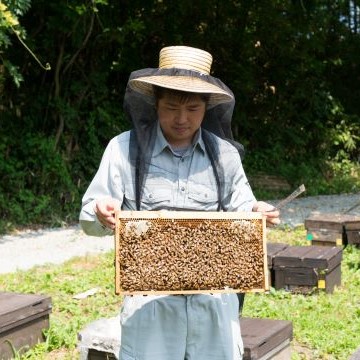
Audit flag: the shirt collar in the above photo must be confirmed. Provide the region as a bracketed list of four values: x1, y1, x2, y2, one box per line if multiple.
[153, 121, 206, 156]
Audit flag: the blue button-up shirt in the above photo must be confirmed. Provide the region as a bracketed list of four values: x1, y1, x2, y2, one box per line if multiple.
[79, 123, 256, 236]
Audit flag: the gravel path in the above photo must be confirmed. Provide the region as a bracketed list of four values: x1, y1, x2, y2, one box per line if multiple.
[0, 194, 359, 274]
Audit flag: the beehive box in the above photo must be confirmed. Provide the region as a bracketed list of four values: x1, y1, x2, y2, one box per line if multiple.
[344, 217, 360, 246]
[241, 317, 293, 360]
[266, 243, 289, 287]
[273, 245, 342, 293]
[305, 213, 345, 246]
[115, 210, 267, 295]
[0, 292, 52, 360]
[305, 213, 360, 247]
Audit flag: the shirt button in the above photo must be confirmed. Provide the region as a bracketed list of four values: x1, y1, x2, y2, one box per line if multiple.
[180, 187, 185, 192]
[149, 194, 153, 199]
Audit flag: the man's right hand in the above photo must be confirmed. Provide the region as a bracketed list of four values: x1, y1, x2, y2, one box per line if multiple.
[94, 198, 121, 230]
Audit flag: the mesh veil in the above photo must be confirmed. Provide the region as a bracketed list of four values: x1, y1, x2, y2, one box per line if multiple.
[123, 67, 245, 210]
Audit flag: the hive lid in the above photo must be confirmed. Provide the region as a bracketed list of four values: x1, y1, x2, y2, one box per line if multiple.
[0, 292, 52, 332]
[273, 245, 342, 270]
[240, 317, 293, 359]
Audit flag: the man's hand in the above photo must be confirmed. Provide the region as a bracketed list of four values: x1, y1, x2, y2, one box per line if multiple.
[252, 201, 280, 227]
[95, 198, 121, 230]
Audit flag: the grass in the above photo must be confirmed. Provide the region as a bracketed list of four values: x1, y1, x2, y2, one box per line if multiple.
[0, 226, 359, 359]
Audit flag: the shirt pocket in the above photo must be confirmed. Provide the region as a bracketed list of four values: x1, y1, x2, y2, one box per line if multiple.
[141, 182, 173, 210]
[123, 180, 173, 210]
[187, 183, 219, 210]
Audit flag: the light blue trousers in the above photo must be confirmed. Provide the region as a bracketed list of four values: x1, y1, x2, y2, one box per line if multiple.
[119, 294, 243, 360]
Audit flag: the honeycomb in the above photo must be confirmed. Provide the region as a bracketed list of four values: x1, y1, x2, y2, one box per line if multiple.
[115, 211, 267, 294]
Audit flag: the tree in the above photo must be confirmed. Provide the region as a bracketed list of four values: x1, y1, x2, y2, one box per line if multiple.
[0, 0, 32, 87]
[0, 0, 359, 233]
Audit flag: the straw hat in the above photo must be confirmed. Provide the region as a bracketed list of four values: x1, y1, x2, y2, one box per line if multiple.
[128, 46, 233, 106]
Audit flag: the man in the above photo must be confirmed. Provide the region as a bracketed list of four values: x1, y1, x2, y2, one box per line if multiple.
[80, 45, 279, 360]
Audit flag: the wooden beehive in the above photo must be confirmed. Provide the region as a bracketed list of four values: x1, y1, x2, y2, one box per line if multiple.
[241, 317, 293, 360]
[305, 213, 345, 246]
[115, 210, 267, 295]
[0, 292, 52, 360]
[305, 213, 360, 247]
[273, 245, 342, 294]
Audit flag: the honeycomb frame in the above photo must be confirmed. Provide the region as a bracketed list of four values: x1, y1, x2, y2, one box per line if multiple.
[115, 210, 268, 295]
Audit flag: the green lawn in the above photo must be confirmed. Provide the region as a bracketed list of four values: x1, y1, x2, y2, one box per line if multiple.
[0, 226, 359, 359]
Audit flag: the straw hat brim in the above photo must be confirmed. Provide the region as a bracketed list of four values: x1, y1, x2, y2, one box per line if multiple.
[129, 75, 233, 106]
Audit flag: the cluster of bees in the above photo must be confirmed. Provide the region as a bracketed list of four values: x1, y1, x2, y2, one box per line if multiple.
[117, 218, 265, 294]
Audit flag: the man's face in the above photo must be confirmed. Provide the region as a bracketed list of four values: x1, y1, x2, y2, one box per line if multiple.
[157, 93, 207, 148]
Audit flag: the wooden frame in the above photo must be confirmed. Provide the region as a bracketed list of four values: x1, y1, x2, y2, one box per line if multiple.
[114, 210, 268, 295]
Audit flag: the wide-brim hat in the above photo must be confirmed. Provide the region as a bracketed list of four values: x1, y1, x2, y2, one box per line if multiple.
[128, 46, 234, 106]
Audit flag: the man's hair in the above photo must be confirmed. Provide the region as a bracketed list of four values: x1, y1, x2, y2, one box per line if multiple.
[153, 85, 210, 104]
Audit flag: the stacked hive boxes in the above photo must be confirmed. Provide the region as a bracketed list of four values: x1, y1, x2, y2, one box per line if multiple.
[305, 213, 360, 247]
[268, 212, 360, 293]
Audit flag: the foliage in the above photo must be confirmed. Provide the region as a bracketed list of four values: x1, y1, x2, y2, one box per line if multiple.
[0, 228, 359, 358]
[0, 128, 78, 230]
[0, 0, 32, 86]
[0, 0, 359, 233]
